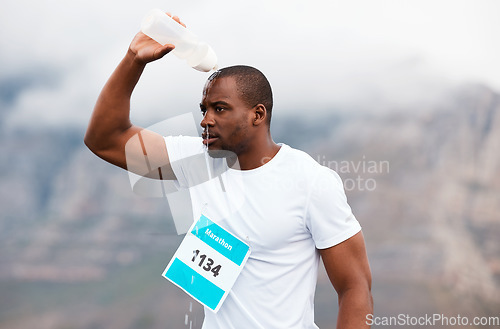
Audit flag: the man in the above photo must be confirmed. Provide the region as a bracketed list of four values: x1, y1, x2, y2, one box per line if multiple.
[85, 13, 373, 329]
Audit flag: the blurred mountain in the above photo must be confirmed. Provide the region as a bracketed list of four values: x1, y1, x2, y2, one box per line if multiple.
[0, 83, 499, 329]
[303, 83, 500, 326]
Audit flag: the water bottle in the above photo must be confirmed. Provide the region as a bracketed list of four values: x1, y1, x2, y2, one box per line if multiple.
[141, 9, 218, 72]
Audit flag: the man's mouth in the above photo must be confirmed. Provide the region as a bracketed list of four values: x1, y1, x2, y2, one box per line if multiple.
[202, 137, 219, 146]
[202, 131, 219, 146]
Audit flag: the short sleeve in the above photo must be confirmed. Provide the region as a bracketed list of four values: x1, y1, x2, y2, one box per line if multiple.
[164, 135, 207, 189]
[305, 167, 361, 249]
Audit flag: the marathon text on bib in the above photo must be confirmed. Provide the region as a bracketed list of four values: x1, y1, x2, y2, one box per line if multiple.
[163, 214, 251, 312]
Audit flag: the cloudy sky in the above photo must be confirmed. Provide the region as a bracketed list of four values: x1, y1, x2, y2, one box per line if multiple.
[1, 0, 500, 129]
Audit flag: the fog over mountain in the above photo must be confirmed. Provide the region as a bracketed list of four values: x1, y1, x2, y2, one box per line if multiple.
[1, 1, 500, 328]
[2, 0, 500, 129]
[1, 81, 499, 329]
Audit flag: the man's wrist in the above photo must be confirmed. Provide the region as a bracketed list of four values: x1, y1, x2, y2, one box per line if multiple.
[126, 47, 148, 68]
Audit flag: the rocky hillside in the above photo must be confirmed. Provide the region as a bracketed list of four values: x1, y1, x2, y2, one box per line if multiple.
[0, 83, 499, 328]
[307, 83, 500, 324]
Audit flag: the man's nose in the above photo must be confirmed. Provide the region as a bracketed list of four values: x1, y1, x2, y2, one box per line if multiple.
[200, 111, 215, 128]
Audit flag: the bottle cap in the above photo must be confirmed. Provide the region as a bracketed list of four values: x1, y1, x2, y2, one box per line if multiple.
[187, 42, 218, 72]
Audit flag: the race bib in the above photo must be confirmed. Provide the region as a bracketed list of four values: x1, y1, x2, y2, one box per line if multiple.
[163, 214, 251, 312]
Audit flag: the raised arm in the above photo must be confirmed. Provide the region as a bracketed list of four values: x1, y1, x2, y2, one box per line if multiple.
[320, 231, 373, 329]
[84, 15, 185, 179]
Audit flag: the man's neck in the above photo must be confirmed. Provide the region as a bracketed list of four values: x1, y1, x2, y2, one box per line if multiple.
[235, 136, 281, 170]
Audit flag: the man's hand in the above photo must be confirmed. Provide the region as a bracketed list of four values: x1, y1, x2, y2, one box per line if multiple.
[84, 12, 186, 179]
[129, 14, 186, 65]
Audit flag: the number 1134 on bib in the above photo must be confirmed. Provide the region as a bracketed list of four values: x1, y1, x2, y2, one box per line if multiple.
[163, 215, 251, 312]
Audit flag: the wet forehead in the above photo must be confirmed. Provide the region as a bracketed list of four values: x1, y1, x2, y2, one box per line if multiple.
[202, 72, 218, 97]
[202, 76, 240, 104]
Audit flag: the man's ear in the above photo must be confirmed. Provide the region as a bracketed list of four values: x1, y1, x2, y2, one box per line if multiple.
[253, 104, 267, 126]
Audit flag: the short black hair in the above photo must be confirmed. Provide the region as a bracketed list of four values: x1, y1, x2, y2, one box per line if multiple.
[208, 65, 273, 125]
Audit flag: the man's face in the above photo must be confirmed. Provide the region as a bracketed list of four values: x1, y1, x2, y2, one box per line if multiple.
[200, 76, 253, 156]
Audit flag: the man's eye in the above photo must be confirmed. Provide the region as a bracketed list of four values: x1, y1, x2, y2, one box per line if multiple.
[215, 107, 225, 112]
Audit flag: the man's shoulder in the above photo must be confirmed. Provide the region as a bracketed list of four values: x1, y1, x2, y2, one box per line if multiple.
[280, 144, 342, 183]
[280, 144, 322, 168]
[165, 135, 203, 144]
[164, 135, 204, 158]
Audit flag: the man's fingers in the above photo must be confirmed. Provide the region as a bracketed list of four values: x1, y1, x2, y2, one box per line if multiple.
[154, 44, 175, 60]
[165, 12, 187, 28]
[172, 15, 186, 28]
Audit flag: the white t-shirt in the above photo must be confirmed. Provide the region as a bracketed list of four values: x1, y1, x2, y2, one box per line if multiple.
[164, 136, 361, 329]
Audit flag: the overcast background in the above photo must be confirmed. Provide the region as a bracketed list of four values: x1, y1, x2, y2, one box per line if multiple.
[2, 0, 500, 129]
[1, 1, 500, 329]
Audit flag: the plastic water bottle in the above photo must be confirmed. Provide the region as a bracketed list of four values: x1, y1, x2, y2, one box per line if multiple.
[141, 9, 218, 72]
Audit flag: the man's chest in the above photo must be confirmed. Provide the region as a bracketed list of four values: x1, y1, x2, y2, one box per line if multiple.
[189, 173, 311, 252]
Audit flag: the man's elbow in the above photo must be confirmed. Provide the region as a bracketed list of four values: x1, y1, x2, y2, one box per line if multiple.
[83, 130, 99, 154]
[359, 279, 373, 312]
[83, 129, 109, 158]
[366, 289, 374, 313]
[353, 285, 373, 307]
[338, 284, 373, 312]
